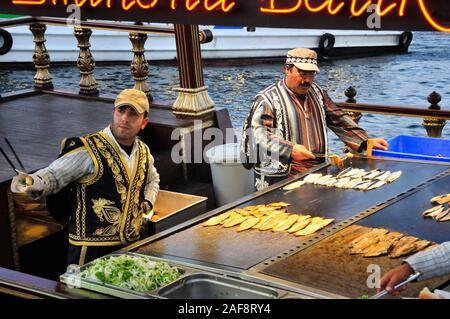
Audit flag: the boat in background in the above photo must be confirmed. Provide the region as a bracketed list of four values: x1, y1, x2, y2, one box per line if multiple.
[0, 22, 413, 65]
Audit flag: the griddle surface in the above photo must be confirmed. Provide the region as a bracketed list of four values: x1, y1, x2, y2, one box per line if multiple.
[135, 158, 448, 270]
[260, 225, 450, 298]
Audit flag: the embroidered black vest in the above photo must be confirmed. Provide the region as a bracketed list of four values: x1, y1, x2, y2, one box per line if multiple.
[66, 131, 151, 246]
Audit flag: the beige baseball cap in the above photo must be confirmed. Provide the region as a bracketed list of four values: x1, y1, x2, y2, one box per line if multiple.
[286, 48, 320, 73]
[114, 89, 149, 114]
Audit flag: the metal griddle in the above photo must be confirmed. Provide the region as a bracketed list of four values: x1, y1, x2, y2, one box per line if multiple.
[357, 174, 450, 243]
[133, 158, 449, 272]
[256, 172, 450, 298]
[257, 224, 450, 298]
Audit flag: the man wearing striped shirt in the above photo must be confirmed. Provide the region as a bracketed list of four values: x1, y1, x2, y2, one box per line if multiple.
[241, 48, 388, 190]
[11, 89, 160, 266]
[379, 242, 450, 296]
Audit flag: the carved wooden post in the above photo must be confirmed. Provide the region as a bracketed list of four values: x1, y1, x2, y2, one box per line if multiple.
[129, 31, 152, 101]
[74, 27, 99, 96]
[172, 24, 215, 117]
[30, 23, 53, 89]
[343, 86, 362, 124]
[423, 91, 446, 138]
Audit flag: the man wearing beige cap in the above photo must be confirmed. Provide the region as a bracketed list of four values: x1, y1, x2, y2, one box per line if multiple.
[241, 48, 388, 190]
[11, 88, 160, 266]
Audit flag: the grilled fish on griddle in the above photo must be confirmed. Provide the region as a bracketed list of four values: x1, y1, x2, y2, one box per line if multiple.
[237, 217, 261, 232]
[431, 194, 450, 205]
[389, 236, 420, 258]
[203, 212, 232, 226]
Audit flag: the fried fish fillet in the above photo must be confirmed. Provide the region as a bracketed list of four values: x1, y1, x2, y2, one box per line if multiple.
[340, 168, 364, 178]
[413, 239, 432, 252]
[436, 208, 450, 221]
[336, 167, 353, 178]
[375, 170, 391, 181]
[272, 215, 299, 232]
[365, 180, 386, 191]
[237, 217, 261, 232]
[303, 173, 323, 183]
[362, 232, 404, 257]
[363, 169, 383, 180]
[350, 228, 389, 247]
[287, 216, 311, 233]
[259, 214, 290, 231]
[252, 215, 273, 229]
[294, 217, 334, 236]
[363, 241, 394, 257]
[266, 209, 287, 217]
[244, 205, 266, 211]
[422, 205, 444, 218]
[333, 177, 351, 188]
[321, 177, 339, 187]
[250, 210, 269, 217]
[342, 178, 363, 189]
[202, 212, 232, 226]
[350, 236, 382, 254]
[256, 215, 280, 231]
[437, 209, 450, 222]
[389, 236, 419, 258]
[283, 180, 307, 190]
[386, 171, 402, 183]
[268, 202, 291, 208]
[430, 193, 450, 205]
[313, 175, 334, 185]
[222, 214, 247, 228]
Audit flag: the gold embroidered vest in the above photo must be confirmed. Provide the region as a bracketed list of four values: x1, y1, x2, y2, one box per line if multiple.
[68, 131, 151, 247]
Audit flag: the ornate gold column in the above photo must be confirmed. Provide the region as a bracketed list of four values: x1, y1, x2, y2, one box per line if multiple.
[423, 91, 446, 138]
[343, 86, 362, 124]
[74, 27, 99, 96]
[172, 24, 215, 117]
[30, 23, 53, 89]
[129, 31, 152, 101]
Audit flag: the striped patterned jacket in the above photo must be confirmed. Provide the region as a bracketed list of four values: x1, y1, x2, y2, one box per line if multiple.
[241, 80, 368, 177]
[406, 241, 450, 281]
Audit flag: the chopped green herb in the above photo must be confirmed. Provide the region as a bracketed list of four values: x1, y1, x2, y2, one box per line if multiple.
[81, 255, 182, 292]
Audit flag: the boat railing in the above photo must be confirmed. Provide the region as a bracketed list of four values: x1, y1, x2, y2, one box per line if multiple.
[0, 17, 215, 116]
[338, 87, 448, 138]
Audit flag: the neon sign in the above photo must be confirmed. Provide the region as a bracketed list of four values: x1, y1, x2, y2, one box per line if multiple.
[6, 0, 450, 32]
[11, 0, 236, 11]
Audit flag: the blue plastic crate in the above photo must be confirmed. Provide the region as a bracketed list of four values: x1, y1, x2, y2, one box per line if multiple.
[372, 135, 450, 163]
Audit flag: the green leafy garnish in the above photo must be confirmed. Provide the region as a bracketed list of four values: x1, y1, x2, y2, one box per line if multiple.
[81, 255, 182, 292]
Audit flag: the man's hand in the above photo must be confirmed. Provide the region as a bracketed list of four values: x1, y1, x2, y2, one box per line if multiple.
[378, 263, 414, 296]
[291, 144, 316, 161]
[11, 173, 33, 193]
[371, 138, 389, 151]
[10, 174, 44, 199]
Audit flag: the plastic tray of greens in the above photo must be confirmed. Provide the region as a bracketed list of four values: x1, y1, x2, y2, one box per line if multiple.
[60, 252, 198, 298]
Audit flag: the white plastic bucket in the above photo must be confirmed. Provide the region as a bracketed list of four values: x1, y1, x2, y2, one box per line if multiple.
[205, 143, 254, 206]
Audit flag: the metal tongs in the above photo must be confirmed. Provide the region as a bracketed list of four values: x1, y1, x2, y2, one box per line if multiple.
[313, 153, 346, 168]
[0, 137, 27, 175]
[370, 272, 421, 299]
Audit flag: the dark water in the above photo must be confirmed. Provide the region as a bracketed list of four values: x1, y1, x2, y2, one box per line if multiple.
[1, 32, 449, 153]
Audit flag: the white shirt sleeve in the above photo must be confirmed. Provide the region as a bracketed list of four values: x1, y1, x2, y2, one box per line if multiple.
[31, 149, 94, 196]
[405, 241, 450, 281]
[144, 152, 160, 207]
